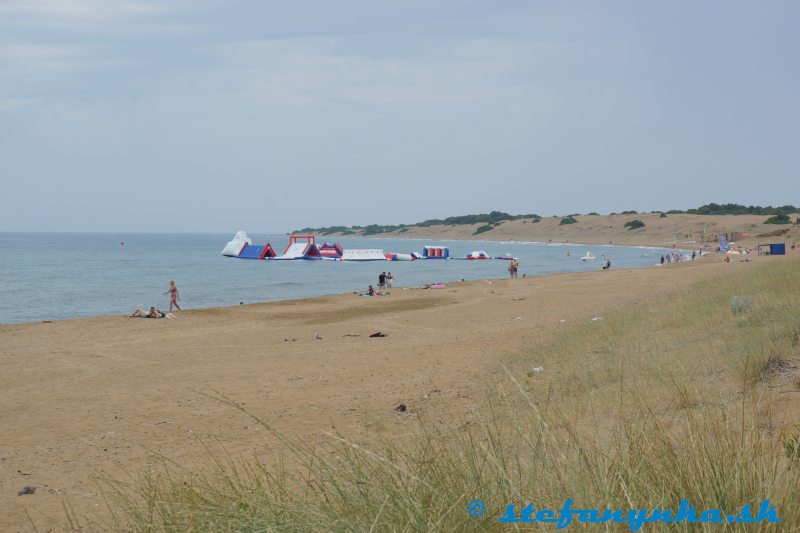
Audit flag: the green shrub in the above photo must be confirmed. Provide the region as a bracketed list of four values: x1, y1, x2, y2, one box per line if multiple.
[559, 216, 577, 225]
[624, 219, 645, 230]
[473, 224, 494, 235]
[660, 212, 667, 218]
[586, 212, 600, 216]
[730, 296, 752, 315]
[765, 214, 791, 224]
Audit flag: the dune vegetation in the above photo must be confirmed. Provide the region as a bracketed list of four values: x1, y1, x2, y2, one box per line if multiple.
[78, 260, 800, 531]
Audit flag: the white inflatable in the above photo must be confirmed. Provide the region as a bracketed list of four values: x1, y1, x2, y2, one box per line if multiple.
[386, 253, 415, 261]
[276, 242, 311, 259]
[221, 231, 252, 257]
[581, 252, 596, 261]
[341, 249, 387, 261]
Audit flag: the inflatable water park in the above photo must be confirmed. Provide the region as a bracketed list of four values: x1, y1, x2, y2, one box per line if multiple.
[220, 232, 518, 262]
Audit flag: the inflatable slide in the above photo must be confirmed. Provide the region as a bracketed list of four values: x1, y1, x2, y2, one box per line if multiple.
[275, 235, 321, 260]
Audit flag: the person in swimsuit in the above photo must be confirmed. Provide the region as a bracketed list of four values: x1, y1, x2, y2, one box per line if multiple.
[163, 280, 181, 311]
[130, 307, 167, 318]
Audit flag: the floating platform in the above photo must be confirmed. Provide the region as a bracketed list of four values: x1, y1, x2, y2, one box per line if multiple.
[340, 249, 387, 261]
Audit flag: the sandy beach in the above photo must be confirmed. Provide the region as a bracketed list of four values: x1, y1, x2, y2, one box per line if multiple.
[0, 252, 773, 530]
[6, 0, 800, 527]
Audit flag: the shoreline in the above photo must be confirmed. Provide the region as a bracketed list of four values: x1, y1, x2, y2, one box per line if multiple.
[0, 240, 698, 327]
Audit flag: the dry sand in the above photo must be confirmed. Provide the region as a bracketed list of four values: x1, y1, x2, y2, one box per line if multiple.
[0, 253, 787, 530]
[317, 213, 800, 248]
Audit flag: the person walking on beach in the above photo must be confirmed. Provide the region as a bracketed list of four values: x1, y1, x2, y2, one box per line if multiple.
[386, 272, 393, 289]
[378, 272, 386, 290]
[163, 280, 181, 311]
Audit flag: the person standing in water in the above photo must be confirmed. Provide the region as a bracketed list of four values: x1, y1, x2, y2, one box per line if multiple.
[163, 280, 181, 311]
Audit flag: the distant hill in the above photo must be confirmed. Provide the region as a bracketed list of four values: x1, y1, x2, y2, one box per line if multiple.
[295, 211, 542, 236]
[295, 204, 799, 238]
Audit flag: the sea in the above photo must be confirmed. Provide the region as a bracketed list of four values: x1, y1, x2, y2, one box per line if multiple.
[0, 233, 683, 324]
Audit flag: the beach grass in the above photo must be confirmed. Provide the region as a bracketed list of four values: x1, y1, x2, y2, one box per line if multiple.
[77, 259, 800, 531]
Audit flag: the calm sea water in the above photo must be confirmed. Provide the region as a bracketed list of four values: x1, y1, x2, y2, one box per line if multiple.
[0, 233, 681, 324]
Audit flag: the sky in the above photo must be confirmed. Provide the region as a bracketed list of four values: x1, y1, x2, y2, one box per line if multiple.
[0, 0, 798, 233]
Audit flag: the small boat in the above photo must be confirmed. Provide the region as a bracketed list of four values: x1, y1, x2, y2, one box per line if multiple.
[221, 231, 252, 257]
[581, 252, 596, 261]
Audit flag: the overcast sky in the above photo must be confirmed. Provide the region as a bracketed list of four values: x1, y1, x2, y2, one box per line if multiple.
[1, 1, 798, 233]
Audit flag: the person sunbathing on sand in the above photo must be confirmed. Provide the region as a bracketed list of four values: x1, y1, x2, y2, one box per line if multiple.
[130, 307, 174, 318]
[359, 285, 388, 296]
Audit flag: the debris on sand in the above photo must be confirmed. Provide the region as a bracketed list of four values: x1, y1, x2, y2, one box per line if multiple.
[18, 485, 36, 496]
[369, 332, 387, 338]
[394, 403, 407, 412]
